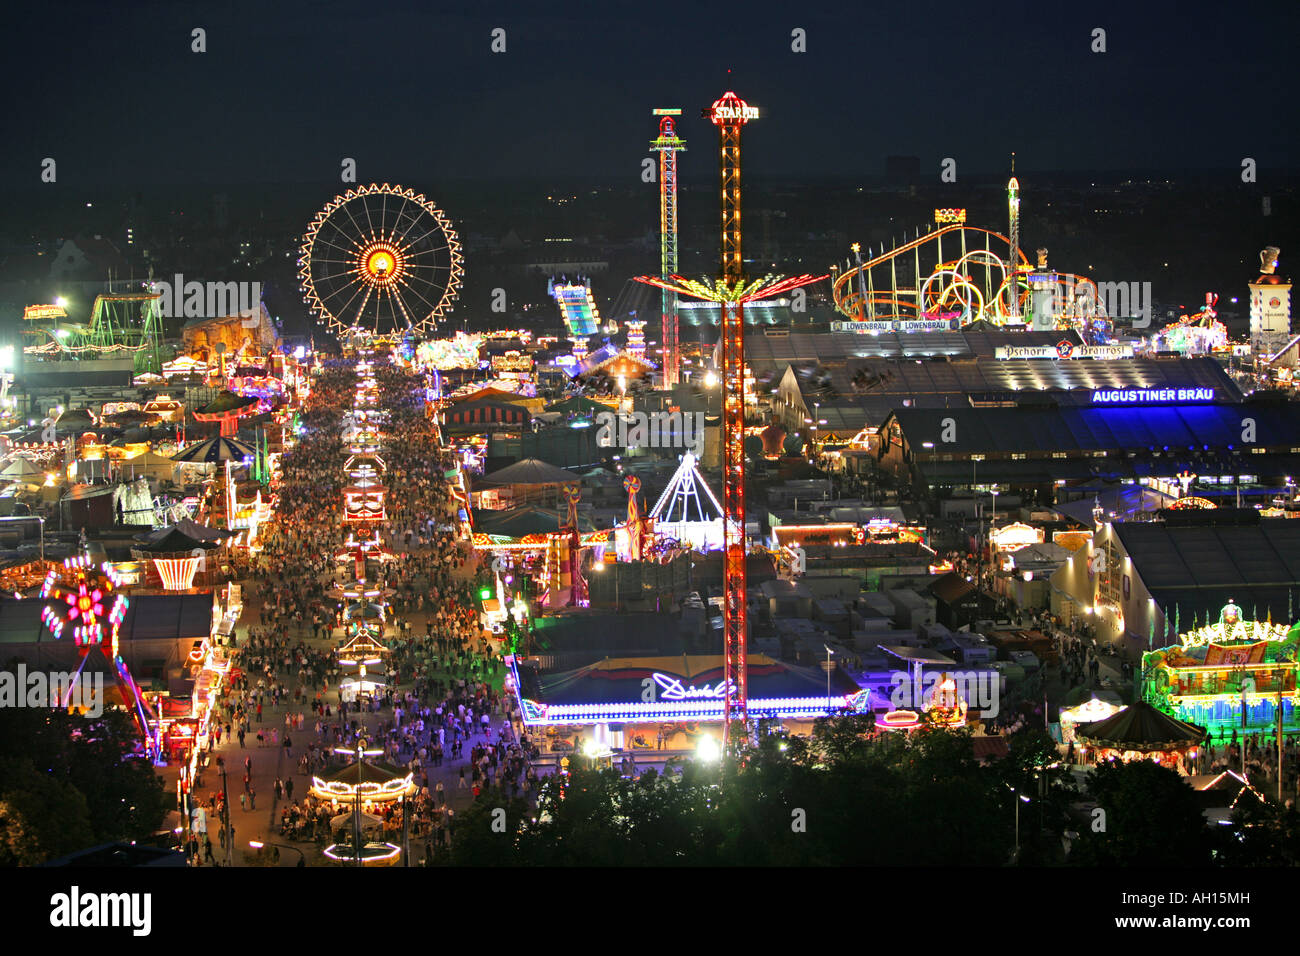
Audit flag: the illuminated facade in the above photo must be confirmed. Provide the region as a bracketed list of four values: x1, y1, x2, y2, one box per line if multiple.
[510, 654, 869, 728]
[1143, 601, 1300, 736]
[153, 556, 204, 591]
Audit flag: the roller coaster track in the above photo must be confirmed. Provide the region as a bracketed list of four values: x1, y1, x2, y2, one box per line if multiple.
[832, 225, 1031, 322]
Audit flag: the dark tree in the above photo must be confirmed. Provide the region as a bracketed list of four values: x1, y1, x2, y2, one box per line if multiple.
[1068, 759, 1213, 866]
[0, 706, 168, 858]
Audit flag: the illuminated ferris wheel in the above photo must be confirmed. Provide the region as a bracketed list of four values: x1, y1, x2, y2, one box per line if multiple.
[299, 183, 464, 340]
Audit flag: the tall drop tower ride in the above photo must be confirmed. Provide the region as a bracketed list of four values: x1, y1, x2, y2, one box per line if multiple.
[1007, 153, 1021, 320]
[635, 92, 824, 749]
[651, 109, 685, 387]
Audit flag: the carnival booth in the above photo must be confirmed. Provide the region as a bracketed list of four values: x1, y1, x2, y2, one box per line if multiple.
[510, 651, 870, 752]
[1142, 601, 1300, 737]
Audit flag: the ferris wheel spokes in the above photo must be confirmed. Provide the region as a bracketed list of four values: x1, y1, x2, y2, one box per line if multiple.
[299, 182, 463, 339]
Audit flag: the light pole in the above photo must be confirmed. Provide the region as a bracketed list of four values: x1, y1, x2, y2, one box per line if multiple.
[1009, 786, 1030, 862]
[401, 792, 410, 867]
[249, 839, 305, 867]
[37, 516, 44, 563]
[824, 644, 834, 716]
[1240, 677, 1249, 776]
[220, 762, 232, 866]
[1278, 689, 1285, 805]
[812, 401, 821, 463]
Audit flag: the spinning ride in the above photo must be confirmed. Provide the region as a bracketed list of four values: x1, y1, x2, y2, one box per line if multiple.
[41, 555, 156, 753]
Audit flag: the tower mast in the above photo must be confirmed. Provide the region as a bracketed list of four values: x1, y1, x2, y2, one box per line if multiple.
[651, 109, 685, 387]
[708, 91, 755, 746]
[1007, 153, 1021, 320]
[634, 94, 825, 752]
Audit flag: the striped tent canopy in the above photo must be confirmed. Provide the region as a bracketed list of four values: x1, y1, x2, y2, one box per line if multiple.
[170, 435, 256, 464]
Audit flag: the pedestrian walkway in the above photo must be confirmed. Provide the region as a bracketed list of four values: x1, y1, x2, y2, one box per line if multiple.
[182, 358, 533, 866]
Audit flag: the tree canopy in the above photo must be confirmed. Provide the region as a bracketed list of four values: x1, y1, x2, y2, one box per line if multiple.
[0, 706, 168, 864]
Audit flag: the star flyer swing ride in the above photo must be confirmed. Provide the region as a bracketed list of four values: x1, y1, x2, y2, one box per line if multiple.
[41, 555, 157, 756]
[636, 91, 826, 749]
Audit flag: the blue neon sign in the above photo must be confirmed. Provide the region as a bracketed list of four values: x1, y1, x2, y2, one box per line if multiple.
[1091, 388, 1215, 404]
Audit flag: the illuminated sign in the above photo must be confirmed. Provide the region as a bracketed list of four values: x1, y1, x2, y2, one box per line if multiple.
[653, 672, 734, 700]
[711, 104, 759, 121]
[23, 304, 67, 321]
[994, 344, 1134, 360]
[832, 321, 892, 332]
[490, 352, 533, 372]
[1090, 387, 1215, 404]
[898, 318, 956, 331]
[518, 690, 870, 724]
[934, 208, 967, 224]
[512, 661, 871, 725]
[832, 319, 956, 333]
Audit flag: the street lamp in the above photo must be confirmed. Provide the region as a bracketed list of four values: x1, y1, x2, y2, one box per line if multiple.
[696, 734, 720, 762]
[1008, 785, 1031, 862]
[249, 839, 305, 867]
[1240, 675, 1250, 775]
[824, 643, 835, 716]
[220, 762, 233, 866]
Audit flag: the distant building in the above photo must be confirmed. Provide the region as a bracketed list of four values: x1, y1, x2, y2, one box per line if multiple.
[47, 237, 129, 282]
[1050, 514, 1300, 647]
[877, 401, 1300, 497]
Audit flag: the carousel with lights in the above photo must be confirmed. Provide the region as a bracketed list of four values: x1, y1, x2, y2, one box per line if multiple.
[309, 738, 415, 866]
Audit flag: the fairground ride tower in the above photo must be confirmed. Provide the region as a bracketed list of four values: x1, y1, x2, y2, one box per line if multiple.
[651, 109, 685, 387]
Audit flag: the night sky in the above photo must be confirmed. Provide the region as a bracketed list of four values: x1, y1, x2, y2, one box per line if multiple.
[3, 0, 1297, 188]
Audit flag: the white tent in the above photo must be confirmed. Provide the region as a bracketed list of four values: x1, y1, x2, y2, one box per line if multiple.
[0, 457, 46, 480]
[117, 451, 178, 481]
[1059, 694, 1124, 743]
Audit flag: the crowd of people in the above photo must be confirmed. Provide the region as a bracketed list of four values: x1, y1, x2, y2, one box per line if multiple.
[196, 354, 552, 865]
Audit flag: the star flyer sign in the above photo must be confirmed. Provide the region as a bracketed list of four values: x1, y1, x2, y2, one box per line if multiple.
[994, 342, 1134, 360]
